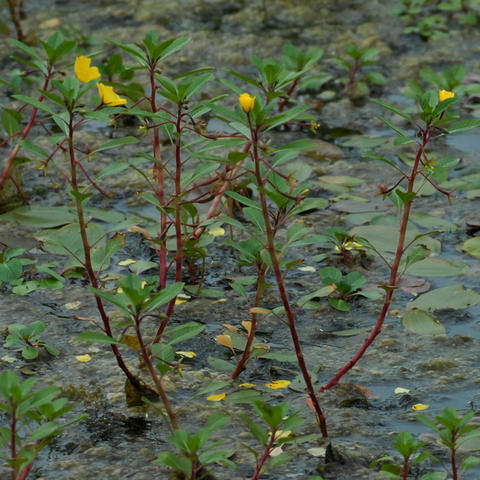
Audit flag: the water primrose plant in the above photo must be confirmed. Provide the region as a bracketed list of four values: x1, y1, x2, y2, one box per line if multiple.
[1, 26, 480, 480]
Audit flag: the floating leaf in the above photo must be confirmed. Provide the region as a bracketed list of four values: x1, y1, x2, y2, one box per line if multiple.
[402, 309, 446, 336]
[406, 258, 470, 277]
[407, 285, 480, 311]
[462, 237, 480, 258]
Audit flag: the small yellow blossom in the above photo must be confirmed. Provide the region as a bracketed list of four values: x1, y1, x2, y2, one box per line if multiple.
[265, 380, 291, 390]
[75, 354, 92, 363]
[239, 93, 255, 113]
[207, 392, 226, 401]
[412, 403, 429, 411]
[74, 56, 101, 83]
[239, 383, 256, 388]
[97, 82, 127, 106]
[439, 90, 455, 102]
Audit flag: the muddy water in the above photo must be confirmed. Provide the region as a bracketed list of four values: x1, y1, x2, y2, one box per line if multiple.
[1, 0, 480, 479]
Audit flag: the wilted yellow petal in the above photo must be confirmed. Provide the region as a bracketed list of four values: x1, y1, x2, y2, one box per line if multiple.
[175, 299, 188, 305]
[242, 320, 252, 334]
[211, 298, 227, 304]
[269, 446, 283, 457]
[208, 227, 225, 237]
[265, 380, 291, 390]
[394, 387, 411, 394]
[215, 335, 234, 349]
[272, 430, 292, 441]
[118, 259, 136, 266]
[248, 307, 270, 315]
[65, 301, 81, 310]
[117, 287, 124, 294]
[176, 351, 197, 359]
[298, 266, 316, 273]
[120, 335, 140, 350]
[75, 354, 92, 363]
[239, 383, 256, 388]
[207, 392, 226, 401]
[74, 56, 101, 83]
[141, 281, 147, 290]
[412, 403, 429, 411]
[222, 324, 239, 333]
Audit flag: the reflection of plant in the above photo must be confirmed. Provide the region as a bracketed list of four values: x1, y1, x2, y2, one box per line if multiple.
[5, 321, 59, 360]
[371, 407, 480, 480]
[0, 370, 85, 480]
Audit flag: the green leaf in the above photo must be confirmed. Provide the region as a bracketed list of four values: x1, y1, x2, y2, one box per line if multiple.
[92, 136, 139, 153]
[225, 390, 266, 404]
[155, 451, 192, 476]
[207, 356, 235, 372]
[462, 237, 480, 258]
[241, 414, 269, 446]
[143, 282, 185, 312]
[407, 285, 480, 311]
[447, 119, 480, 133]
[76, 332, 122, 345]
[1, 206, 76, 228]
[12, 94, 55, 116]
[225, 191, 261, 210]
[2, 108, 22, 136]
[406, 258, 470, 277]
[402, 309, 446, 336]
[166, 321, 204, 345]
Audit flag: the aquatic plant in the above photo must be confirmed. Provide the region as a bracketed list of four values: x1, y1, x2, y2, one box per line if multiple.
[371, 407, 480, 479]
[0, 370, 85, 480]
[5, 321, 59, 360]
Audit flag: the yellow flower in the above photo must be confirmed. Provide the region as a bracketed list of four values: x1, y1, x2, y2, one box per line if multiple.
[439, 90, 455, 102]
[74, 56, 101, 83]
[265, 380, 291, 390]
[207, 392, 226, 401]
[239, 93, 255, 113]
[412, 403, 429, 411]
[239, 383, 256, 389]
[97, 82, 127, 106]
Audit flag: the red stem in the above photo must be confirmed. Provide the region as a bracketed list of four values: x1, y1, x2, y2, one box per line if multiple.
[231, 268, 266, 379]
[250, 116, 328, 437]
[67, 111, 139, 387]
[250, 428, 277, 480]
[0, 66, 53, 195]
[320, 126, 431, 392]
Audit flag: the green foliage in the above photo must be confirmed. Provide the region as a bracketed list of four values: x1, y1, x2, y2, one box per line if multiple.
[5, 321, 60, 359]
[318, 266, 379, 311]
[372, 407, 480, 479]
[154, 413, 235, 478]
[0, 370, 85, 479]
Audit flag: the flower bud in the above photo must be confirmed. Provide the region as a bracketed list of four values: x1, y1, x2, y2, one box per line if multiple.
[239, 93, 255, 113]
